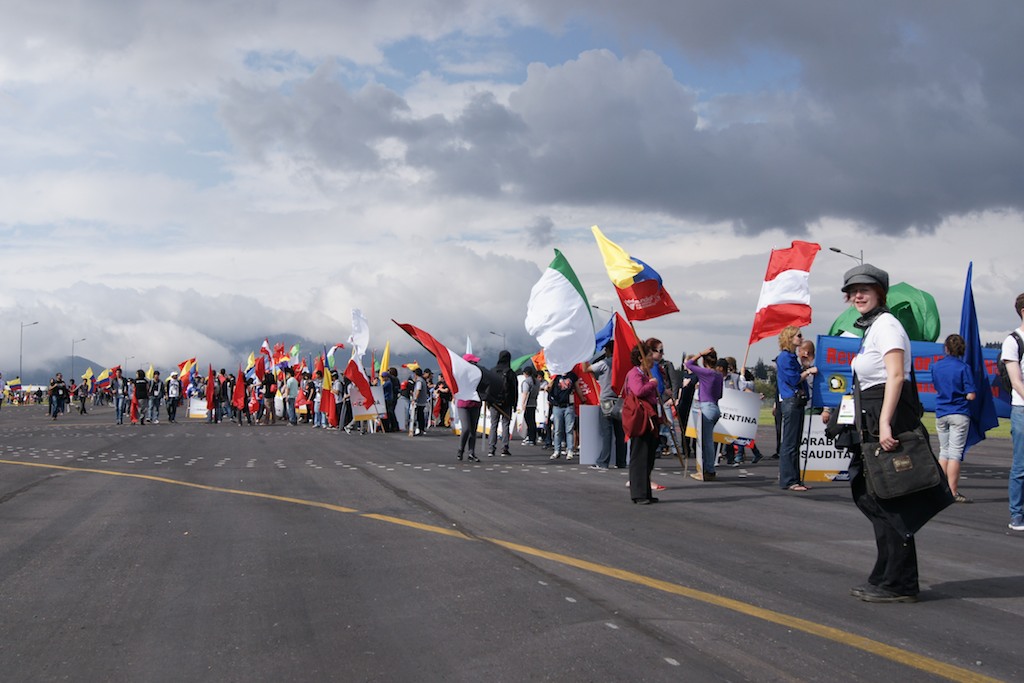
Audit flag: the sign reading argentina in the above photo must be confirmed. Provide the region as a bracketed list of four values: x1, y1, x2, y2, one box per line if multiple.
[685, 388, 761, 445]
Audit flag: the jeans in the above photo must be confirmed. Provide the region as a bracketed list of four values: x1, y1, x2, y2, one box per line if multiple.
[936, 413, 970, 461]
[779, 397, 805, 488]
[1010, 406, 1024, 519]
[167, 397, 179, 422]
[488, 405, 511, 452]
[149, 398, 161, 423]
[698, 401, 720, 474]
[597, 411, 625, 468]
[286, 398, 297, 424]
[551, 405, 575, 453]
[115, 395, 127, 424]
[458, 405, 481, 456]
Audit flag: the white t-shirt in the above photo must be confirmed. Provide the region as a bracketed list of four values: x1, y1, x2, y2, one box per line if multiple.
[1000, 328, 1024, 407]
[851, 312, 912, 391]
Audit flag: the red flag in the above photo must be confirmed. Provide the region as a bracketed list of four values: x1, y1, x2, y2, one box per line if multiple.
[748, 241, 821, 345]
[254, 356, 266, 383]
[129, 394, 139, 424]
[205, 365, 215, 411]
[611, 313, 640, 395]
[322, 367, 338, 427]
[393, 321, 458, 394]
[344, 358, 375, 409]
[295, 386, 310, 411]
[572, 363, 601, 405]
[232, 365, 246, 411]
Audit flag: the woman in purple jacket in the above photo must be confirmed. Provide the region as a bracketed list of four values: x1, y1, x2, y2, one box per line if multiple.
[685, 348, 725, 481]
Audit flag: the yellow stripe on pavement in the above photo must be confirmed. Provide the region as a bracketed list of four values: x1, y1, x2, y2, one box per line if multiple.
[0, 459, 1001, 683]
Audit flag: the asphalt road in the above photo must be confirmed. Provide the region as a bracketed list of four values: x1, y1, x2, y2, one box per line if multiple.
[1, 405, 1021, 682]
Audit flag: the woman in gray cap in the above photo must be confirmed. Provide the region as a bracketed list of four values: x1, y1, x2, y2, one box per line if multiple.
[822, 264, 952, 603]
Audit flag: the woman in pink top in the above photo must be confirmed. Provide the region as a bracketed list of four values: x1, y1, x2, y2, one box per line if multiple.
[627, 338, 664, 505]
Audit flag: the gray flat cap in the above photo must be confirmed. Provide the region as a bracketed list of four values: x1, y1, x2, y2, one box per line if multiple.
[842, 263, 889, 293]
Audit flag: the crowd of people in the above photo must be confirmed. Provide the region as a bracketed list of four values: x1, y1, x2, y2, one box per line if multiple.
[5, 263, 1024, 606]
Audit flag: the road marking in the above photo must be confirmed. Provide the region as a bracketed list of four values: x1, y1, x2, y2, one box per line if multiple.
[0, 458, 1001, 683]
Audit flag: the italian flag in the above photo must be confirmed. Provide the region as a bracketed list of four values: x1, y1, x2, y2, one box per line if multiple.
[524, 250, 595, 375]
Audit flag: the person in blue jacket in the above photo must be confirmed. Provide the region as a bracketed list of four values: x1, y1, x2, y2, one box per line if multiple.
[931, 334, 976, 503]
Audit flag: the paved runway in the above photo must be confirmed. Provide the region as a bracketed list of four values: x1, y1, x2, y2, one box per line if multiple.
[1, 406, 1021, 682]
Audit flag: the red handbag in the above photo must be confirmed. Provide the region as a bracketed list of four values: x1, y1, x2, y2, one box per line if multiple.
[621, 388, 656, 439]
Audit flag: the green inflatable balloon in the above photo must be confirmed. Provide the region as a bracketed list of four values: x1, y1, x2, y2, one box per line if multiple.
[828, 282, 941, 342]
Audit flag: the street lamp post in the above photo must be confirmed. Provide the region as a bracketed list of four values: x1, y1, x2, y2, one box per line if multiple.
[71, 337, 86, 384]
[828, 246, 864, 265]
[591, 303, 614, 315]
[489, 330, 507, 350]
[20, 321, 39, 384]
[124, 356, 135, 373]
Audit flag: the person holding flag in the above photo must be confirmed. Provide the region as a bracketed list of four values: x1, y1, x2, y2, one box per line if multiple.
[626, 338, 665, 503]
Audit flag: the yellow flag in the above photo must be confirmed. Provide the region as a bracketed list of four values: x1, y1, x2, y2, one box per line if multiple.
[380, 340, 391, 376]
[82, 367, 94, 380]
[146, 364, 155, 380]
[591, 224, 644, 288]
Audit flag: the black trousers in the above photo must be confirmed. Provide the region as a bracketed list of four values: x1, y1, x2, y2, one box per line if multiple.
[523, 407, 537, 442]
[628, 429, 659, 501]
[867, 509, 919, 594]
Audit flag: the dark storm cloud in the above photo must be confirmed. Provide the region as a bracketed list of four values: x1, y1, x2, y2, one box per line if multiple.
[220, 1, 1024, 236]
[525, 215, 554, 247]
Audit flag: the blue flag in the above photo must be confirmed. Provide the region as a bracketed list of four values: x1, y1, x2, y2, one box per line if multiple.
[594, 312, 614, 354]
[959, 262, 1000, 452]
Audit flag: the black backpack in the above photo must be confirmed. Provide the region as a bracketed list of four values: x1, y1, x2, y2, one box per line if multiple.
[998, 331, 1024, 394]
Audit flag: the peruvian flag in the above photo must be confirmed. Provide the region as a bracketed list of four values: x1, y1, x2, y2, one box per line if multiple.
[393, 321, 482, 402]
[748, 241, 821, 345]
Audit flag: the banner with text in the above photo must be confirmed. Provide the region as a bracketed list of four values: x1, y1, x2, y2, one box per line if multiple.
[813, 335, 1009, 418]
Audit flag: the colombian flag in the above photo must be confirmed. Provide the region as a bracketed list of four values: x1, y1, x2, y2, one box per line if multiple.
[94, 369, 111, 390]
[592, 225, 679, 322]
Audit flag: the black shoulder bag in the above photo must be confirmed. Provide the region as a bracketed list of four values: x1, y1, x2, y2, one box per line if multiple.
[860, 367, 941, 499]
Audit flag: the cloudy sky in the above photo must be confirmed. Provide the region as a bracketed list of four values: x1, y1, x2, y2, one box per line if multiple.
[3, 0, 1023, 379]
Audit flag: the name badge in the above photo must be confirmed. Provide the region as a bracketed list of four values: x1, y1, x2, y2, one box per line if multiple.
[837, 394, 856, 425]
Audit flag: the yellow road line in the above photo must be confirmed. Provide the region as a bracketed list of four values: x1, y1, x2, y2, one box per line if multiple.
[0, 459, 1001, 683]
